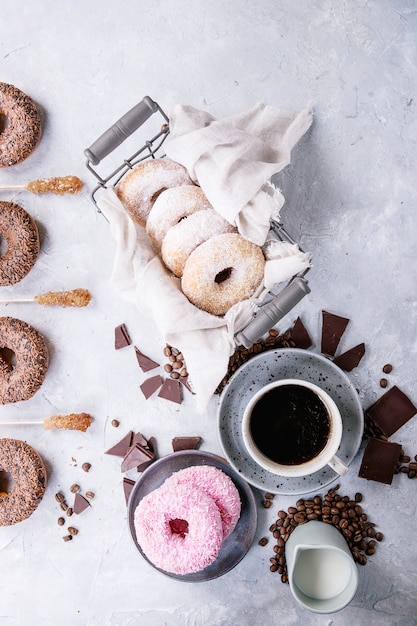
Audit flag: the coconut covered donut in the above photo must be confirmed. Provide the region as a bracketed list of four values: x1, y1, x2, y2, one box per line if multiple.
[0, 317, 49, 404]
[163, 466, 241, 539]
[116, 158, 193, 226]
[0, 438, 47, 526]
[181, 232, 265, 316]
[0, 82, 42, 167]
[161, 209, 237, 278]
[146, 185, 212, 253]
[134, 482, 223, 575]
[0, 201, 40, 286]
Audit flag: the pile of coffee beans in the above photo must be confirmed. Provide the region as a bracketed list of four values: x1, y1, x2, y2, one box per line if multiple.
[216, 328, 297, 393]
[264, 485, 383, 584]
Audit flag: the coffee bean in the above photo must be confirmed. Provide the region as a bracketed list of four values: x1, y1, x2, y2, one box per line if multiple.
[70, 484, 80, 494]
[66, 507, 73, 517]
[67, 527, 78, 536]
[164, 364, 173, 373]
[264, 492, 275, 500]
[55, 492, 65, 503]
[382, 363, 393, 374]
[111, 419, 120, 428]
[57, 517, 65, 526]
[380, 378, 388, 388]
[82, 462, 91, 473]
[85, 491, 95, 499]
[263, 500, 272, 508]
[60, 502, 68, 512]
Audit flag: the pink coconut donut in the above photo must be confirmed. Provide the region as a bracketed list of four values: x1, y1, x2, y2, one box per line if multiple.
[146, 185, 212, 253]
[163, 465, 241, 539]
[116, 158, 192, 226]
[134, 483, 223, 575]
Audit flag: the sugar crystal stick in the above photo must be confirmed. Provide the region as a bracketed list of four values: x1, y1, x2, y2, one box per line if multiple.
[0, 413, 93, 432]
[0, 176, 83, 195]
[0, 288, 92, 307]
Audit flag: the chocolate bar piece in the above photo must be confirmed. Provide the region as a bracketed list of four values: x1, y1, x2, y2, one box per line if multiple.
[140, 375, 163, 399]
[74, 492, 91, 514]
[333, 343, 366, 372]
[179, 375, 195, 395]
[321, 311, 349, 356]
[123, 478, 135, 505]
[121, 443, 154, 473]
[172, 436, 202, 452]
[114, 323, 131, 349]
[291, 317, 313, 349]
[359, 437, 402, 484]
[366, 385, 417, 437]
[104, 431, 134, 457]
[158, 378, 182, 404]
[134, 347, 160, 372]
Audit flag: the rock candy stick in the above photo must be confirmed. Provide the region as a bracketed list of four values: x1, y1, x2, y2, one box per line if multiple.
[0, 413, 93, 432]
[0, 176, 83, 195]
[0, 289, 92, 307]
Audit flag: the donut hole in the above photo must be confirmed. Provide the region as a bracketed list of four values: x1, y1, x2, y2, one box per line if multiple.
[0, 347, 16, 369]
[169, 517, 189, 538]
[0, 113, 9, 135]
[0, 470, 14, 495]
[215, 267, 233, 284]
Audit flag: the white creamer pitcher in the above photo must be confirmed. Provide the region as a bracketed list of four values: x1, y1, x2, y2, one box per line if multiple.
[285, 521, 358, 613]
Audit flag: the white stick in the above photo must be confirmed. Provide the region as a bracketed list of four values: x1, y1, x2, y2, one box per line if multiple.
[0, 185, 25, 190]
[0, 420, 43, 425]
[0, 298, 35, 303]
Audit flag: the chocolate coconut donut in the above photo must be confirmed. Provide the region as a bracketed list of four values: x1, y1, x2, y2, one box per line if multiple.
[0, 439, 47, 525]
[0, 82, 42, 167]
[0, 202, 40, 286]
[0, 317, 49, 404]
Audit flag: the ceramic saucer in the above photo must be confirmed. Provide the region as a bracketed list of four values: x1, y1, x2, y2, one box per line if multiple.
[127, 450, 257, 581]
[217, 348, 364, 495]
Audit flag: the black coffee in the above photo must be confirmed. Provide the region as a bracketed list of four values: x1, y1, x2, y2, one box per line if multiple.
[249, 384, 331, 465]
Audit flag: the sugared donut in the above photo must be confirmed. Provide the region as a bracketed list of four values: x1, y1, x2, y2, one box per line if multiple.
[146, 185, 211, 253]
[134, 482, 223, 575]
[0, 202, 40, 286]
[163, 466, 241, 539]
[182, 233, 265, 316]
[161, 209, 237, 277]
[0, 82, 42, 167]
[116, 158, 192, 226]
[0, 439, 47, 526]
[0, 317, 49, 404]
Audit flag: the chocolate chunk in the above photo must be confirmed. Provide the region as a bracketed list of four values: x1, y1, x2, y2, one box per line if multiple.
[104, 431, 134, 457]
[73, 492, 91, 514]
[179, 376, 195, 394]
[172, 436, 202, 452]
[114, 323, 132, 349]
[359, 437, 402, 484]
[123, 478, 135, 504]
[140, 375, 163, 399]
[366, 385, 417, 437]
[121, 443, 154, 473]
[321, 311, 349, 356]
[134, 347, 160, 372]
[291, 317, 313, 349]
[147, 436, 158, 457]
[158, 378, 182, 404]
[333, 343, 366, 371]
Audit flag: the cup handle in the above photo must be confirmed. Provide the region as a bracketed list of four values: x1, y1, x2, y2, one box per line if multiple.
[328, 454, 349, 475]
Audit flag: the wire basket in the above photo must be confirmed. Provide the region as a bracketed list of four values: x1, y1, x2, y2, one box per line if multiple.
[84, 96, 310, 347]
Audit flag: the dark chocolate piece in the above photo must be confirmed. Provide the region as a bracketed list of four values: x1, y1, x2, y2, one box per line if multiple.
[147, 436, 158, 457]
[134, 347, 160, 372]
[121, 443, 154, 473]
[172, 436, 202, 452]
[74, 492, 91, 514]
[333, 343, 366, 372]
[358, 437, 402, 484]
[291, 317, 313, 349]
[104, 431, 134, 457]
[366, 385, 417, 437]
[114, 323, 131, 349]
[131, 432, 148, 448]
[123, 478, 135, 505]
[321, 311, 349, 356]
[140, 375, 163, 399]
[179, 376, 195, 394]
[158, 378, 182, 404]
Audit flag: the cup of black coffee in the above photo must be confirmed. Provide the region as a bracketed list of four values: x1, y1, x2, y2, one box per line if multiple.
[242, 379, 348, 477]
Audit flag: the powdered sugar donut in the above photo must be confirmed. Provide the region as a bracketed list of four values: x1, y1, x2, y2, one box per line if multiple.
[181, 232, 265, 315]
[163, 465, 241, 539]
[162, 209, 236, 277]
[134, 482, 223, 575]
[146, 185, 212, 253]
[116, 158, 192, 226]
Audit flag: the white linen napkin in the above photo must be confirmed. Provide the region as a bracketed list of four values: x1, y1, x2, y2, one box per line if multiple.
[97, 102, 313, 411]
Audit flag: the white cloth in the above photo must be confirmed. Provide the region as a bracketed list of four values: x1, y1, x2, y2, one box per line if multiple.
[97, 102, 313, 411]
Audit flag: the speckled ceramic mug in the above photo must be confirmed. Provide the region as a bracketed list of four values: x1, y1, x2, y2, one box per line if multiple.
[242, 379, 348, 477]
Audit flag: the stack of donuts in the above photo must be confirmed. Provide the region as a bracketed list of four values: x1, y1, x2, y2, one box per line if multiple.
[116, 158, 265, 316]
[134, 464, 241, 575]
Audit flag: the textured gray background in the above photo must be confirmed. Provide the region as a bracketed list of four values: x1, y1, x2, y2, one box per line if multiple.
[0, 1, 416, 624]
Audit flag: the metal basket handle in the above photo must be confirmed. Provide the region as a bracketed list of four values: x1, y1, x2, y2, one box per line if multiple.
[84, 96, 164, 165]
